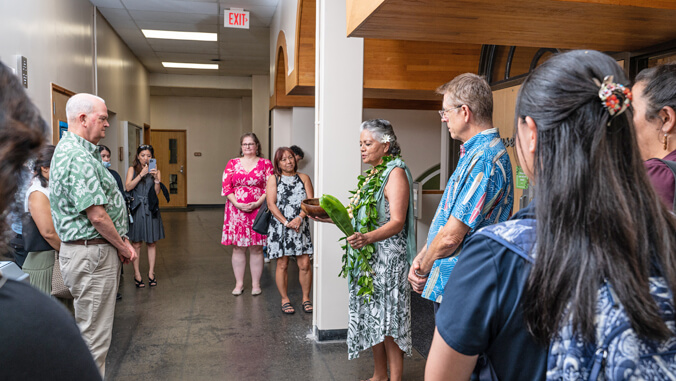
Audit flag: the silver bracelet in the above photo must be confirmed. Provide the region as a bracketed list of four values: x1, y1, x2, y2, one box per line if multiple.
[414, 268, 429, 278]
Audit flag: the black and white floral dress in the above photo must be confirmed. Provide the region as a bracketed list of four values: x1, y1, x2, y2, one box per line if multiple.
[267, 174, 313, 259]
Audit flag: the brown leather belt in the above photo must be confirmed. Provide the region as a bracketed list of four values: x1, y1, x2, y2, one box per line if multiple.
[64, 238, 110, 246]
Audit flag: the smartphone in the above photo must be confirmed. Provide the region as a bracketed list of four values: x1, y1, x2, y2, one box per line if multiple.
[149, 158, 156, 171]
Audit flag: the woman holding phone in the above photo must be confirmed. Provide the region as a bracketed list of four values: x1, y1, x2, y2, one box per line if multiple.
[126, 144, 165, 288]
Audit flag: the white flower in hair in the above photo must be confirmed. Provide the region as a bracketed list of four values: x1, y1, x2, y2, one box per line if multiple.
[380, 134, 393, 144]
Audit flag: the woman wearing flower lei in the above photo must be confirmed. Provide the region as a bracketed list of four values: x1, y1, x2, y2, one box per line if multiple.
[344, 119, 416, 381]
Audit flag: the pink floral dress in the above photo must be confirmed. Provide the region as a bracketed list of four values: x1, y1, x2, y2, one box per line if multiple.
[221, 157, 273, 246]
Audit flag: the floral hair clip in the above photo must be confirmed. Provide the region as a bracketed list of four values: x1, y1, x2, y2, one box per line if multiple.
[380, 134, 393, 144]
[593, 75, 632, 124]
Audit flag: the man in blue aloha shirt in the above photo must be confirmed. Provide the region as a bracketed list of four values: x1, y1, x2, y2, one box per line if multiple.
[408, 73, 514, 310]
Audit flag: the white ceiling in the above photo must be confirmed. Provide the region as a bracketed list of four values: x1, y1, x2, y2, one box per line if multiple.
[91, 0, 278, 77]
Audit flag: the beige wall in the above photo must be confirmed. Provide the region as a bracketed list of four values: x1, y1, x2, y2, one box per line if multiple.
[252, 75, 270, 157]
[0, 1, 150, 156]
[96, 11, 149, 128]
[0, 0, 95, 132]
[362, 109, 441, 180]
[150, 96, 249, 205]
[95, 11, 150, 174]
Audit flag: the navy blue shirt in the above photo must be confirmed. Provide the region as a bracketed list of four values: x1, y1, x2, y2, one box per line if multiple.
[0, 278, 101, 380]
[435, 203, 546, 381]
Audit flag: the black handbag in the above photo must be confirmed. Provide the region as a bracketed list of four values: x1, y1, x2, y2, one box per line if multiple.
[251, 176, 279, 235]
[21, 212, 53, 252]
[252, 204, 271, 235]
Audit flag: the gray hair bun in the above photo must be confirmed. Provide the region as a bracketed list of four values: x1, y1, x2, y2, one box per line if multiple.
[360, 119, 401, 156]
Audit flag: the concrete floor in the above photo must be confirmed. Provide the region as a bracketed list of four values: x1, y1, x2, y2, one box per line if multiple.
[106, 208, 426, 380]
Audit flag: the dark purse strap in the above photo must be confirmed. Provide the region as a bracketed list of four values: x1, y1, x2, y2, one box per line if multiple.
[655, 158, 676, 210]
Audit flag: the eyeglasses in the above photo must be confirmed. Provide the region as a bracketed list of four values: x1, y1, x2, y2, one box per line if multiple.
[241, 143, 256, 147]
[438, 105, 463, 117]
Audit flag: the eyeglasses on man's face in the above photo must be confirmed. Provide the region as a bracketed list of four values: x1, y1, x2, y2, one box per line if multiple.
[241, 143, 256, 147]
[438, 105, 463, 117]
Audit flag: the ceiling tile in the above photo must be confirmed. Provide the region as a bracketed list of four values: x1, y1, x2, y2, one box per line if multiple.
[90, 0, 279, 76]
[90, 0, 125, 9]
[147, 39, 219, 54]
[129, 10, 220, 24]
[136, 21, 219, 33]
[121, 0, 218, 14]
[155, 52, 220, 61]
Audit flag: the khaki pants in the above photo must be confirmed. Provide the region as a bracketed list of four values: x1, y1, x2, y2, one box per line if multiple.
[60, 242, 121, 377]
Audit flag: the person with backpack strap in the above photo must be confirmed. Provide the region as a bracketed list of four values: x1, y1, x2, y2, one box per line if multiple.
[519, 51, 676, 380]
[427, 50, 676, 381]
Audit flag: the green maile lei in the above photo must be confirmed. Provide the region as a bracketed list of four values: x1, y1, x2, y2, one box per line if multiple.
[339, 154, 399, 302]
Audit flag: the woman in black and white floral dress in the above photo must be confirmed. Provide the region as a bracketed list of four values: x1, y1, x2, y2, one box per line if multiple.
[266, 147, 314, 314]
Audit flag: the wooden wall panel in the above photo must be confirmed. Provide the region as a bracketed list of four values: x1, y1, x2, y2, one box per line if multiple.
[270, 46, 314, 109]
[296, 0, 315, 89]
[364, 39, 481, 92]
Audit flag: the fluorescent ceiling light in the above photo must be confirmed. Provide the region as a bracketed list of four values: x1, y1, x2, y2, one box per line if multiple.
[142, 29, 217, 41]
[162, 62, 219, 70]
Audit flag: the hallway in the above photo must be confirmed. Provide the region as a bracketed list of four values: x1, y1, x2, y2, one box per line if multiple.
[106, 208, 426, 380]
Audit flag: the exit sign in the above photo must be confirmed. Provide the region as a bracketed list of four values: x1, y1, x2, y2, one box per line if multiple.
[224, 9, 249, 29]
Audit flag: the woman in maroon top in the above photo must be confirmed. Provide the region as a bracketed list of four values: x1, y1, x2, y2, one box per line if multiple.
[634, 64, 676, 207]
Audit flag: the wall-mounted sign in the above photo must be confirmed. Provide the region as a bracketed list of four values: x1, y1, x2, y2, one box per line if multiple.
[17, 56, 27, 88]
[224, 9, 249, 29]
[59, 121, 68, 139]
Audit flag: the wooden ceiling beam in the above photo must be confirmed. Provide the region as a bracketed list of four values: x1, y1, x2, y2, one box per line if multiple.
[347, 0, 676, 51]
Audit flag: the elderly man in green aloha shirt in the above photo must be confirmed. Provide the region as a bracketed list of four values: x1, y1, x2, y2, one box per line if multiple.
[50, 93, 137, 377]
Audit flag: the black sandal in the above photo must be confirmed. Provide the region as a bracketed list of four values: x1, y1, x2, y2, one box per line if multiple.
[148, 276, 157, 287]
[135, 276, 145, 288]
[302, 301, 313, 313]
[281, 302, 295, 314]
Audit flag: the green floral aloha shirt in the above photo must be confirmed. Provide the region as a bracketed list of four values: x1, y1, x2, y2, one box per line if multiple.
[49, 131, 128, 242]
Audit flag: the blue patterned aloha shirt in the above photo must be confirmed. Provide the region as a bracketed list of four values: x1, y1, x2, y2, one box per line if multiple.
[422, 128, 513, 302]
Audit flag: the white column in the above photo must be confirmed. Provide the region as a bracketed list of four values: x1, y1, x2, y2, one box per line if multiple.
[252, 75, 270, 157]
[271, 108, 292, 152]
[439, 122, 451, 188]
[313, 0, 363, 339]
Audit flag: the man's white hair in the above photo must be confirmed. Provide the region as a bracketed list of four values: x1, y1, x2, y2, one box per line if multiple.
[65, 93, 105, 122]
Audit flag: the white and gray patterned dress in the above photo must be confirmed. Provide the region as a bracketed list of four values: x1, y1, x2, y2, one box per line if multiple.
[267, 174, 313, 259]
[347, 199, 412, 360]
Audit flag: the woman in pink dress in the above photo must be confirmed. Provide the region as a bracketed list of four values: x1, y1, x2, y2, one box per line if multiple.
[222, 132, 273, 296]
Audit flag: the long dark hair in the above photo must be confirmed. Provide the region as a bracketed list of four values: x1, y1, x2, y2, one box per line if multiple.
[519, 50, 676, 343]
[33, 145, 55, 188]
[132, 144, 154, 175]
[0, 62, 47, 236]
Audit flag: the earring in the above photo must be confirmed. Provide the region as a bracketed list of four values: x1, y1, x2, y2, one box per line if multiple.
[664, 134, 668, 151]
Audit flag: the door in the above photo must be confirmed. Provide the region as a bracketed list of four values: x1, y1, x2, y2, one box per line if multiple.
[151, 130, 187, 208]
[51, 84, 75, 144]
